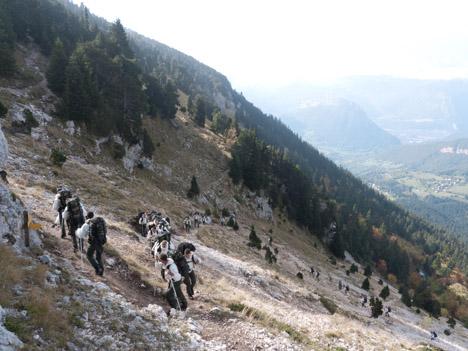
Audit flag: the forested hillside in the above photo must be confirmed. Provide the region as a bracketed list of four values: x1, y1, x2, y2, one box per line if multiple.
[1, 0, 467, 325]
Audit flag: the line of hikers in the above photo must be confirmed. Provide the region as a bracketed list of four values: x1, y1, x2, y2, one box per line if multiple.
[53, 188, 107, 276]
[142, 212, 202, 313]
[134, 211, 203, 313]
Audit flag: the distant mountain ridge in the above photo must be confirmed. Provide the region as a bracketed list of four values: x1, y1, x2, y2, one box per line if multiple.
[294, 98, 400, 152]
[376, 138, 468, 175]
[241, 77, 468, 145]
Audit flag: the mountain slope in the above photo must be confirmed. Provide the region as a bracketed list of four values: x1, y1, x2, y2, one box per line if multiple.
[0, 0, 467, 348]
[1, 44, 468, 350]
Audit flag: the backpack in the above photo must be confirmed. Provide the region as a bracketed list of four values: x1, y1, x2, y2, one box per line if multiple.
[89, 217, 107, 245]
[168, 250, 189, 276]
[363, 296, 367, 303]
[67, 198, 84, 225]
[178, 242, 196, 254]
[157, 231, 171, 244]
[58, 188, 71, 209]
[387, 307, 391, 312]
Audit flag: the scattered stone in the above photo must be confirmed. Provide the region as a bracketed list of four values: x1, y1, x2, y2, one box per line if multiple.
[37, 255, 52, 265]
[188, 318, 203, 334]
[210, 307, 222, 314]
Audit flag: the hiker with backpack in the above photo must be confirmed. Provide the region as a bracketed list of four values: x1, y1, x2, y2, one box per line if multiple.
[154, 239, 176, 279]
[63, 196, 86, 252]
[384, 305, 391, 317]
[184, 216, 191, 233]
[52, 188, 72, 237]
[139, 212, 148, 237]
[193, 213, 200, 228]
[220, 216, 225, 227]
[160, 253, 187, 312]
[78, 213, 107, 276]
[430, 331, 437, 340]
[184, 248, 201, 299]
[361, 295, 367, 307]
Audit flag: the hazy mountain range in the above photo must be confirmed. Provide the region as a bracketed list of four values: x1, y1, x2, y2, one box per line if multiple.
[243, 76, 468, 147]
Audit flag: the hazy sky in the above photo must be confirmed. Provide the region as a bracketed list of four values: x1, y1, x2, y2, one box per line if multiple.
[72, 0, 468, 89]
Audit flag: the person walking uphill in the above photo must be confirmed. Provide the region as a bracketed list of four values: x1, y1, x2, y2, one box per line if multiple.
[63, 196, 86, 252]
[78, 213, 107, 276]
[184, 248, 201, 299]
[160, 253, 187, 312]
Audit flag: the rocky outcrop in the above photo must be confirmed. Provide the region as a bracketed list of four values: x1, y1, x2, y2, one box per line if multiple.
[0, 125, 7, 165]
[0, 125, 41, 252]
[0, 305, 24, 351]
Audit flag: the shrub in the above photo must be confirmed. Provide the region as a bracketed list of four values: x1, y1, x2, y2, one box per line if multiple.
[205, 208, 211, 216]
[444, 329, 451, 336]
[263, 246, 277, 264]
[0, 101, 7, 118]
[228, 302, 245, 312]
[447, 317, 456, 328]
[378, 279, 383, 285]
[50, 149, 67, 167]
[296, 272, 303, 279]
[320, 297, 337, 314]
[221, 208, 230, 217]
[23, 109, 39, 129]
[329, 256, 337, 265]
[247, 225, 261, 250]
[364, 264, 373, 277]
[113, 143, 126, 160]
[350, 263, 358, 274]
[142, 129, 154, 156]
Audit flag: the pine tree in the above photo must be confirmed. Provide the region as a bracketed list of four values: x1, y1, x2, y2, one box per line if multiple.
[46, 38, 68, 95]
[187, 176, 200, 199]
[247, 225, 262, 250]
[194, 95, 206, 127]
[108, 19, 133, 58]
[330, 231, 345, 258]
[370, 297, 383, 318]
[401, 287, 412, 307]
[364, 264, 373, 277]
[361, 277, 370, 291]
[379, 285, 390, 300]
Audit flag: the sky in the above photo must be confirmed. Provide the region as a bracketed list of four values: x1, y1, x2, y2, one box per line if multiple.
[71, 0, 468, 90]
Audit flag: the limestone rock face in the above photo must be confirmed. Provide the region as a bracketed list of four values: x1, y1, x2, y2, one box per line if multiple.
[0, 305, 24, 350]
[0, 126, 41, 252]
[0, 125, 8, 165]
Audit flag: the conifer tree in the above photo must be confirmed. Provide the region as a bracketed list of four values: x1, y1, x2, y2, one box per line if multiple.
[361, 277, 370, 291]
[194, 95, 206, 127]
[108, 19, 133, 58]
[187, 175, 200, 199]
[401, 287, 412, 307]
[247, 225, 261, 250]
[379, 285, 390, 300]
[370, 297, 383, 318]
[46, 38, 68, 95]
[364, 264, 373, 277]
[330, 231, 345, 258]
